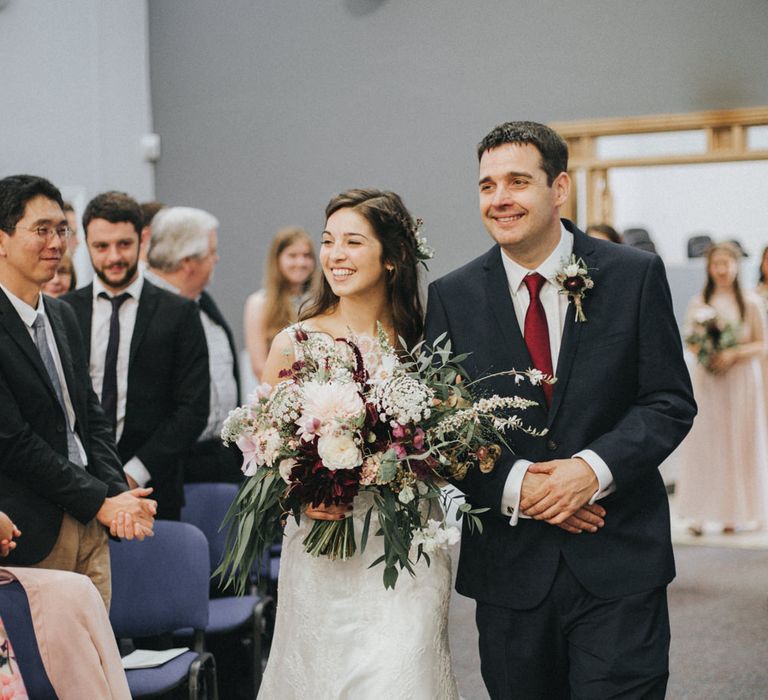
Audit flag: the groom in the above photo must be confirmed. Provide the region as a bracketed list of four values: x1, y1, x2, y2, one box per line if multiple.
[425, 121, 696, 699]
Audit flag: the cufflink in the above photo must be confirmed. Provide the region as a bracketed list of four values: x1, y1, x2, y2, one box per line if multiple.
[506, 505, 514, 514]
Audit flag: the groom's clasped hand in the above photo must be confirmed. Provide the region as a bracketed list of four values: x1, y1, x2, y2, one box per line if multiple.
[521, 456, 606, 534]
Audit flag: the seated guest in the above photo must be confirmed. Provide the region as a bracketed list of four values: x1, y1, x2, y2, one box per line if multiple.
[146, 207, 242, 482]
[0, 176, 156, 610]
[41, 251, 76, 297]
[1, 511, 130, 699]
[63, 192, 210, 519]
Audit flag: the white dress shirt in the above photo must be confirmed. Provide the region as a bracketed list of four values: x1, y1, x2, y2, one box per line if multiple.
[144, 270, 238, 442]
[0, 283, 87, 464]
[90, 274, 150, 486]
[499, 225, 615, 525]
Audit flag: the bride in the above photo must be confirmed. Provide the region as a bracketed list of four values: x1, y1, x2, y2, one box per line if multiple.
[257, 189, 460, 699]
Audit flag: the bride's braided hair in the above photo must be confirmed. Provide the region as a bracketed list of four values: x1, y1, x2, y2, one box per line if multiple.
[300, 188, 424, 350]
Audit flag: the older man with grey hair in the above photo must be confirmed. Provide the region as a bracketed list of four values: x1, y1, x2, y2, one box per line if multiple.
[146, 207, 242, 483]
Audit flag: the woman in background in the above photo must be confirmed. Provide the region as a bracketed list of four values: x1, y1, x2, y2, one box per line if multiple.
[244, 227, 316, 380]
[41, 252, 76, 297]
[586, 223, 622, 244]
[754, 245, 768, 310]
[677, 242, 768, 535]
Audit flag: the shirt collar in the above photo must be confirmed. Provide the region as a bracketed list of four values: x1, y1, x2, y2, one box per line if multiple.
[500, 222, 573, 293]
[143, 268, 181, 296]
[93, 270, 144, 301]
[0, 282, 43, 328]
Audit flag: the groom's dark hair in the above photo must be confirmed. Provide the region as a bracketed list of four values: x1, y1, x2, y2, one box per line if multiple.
[477, 121, 568, 186]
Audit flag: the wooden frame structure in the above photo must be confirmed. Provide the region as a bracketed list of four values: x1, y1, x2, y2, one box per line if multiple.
[550, 107, 768, 225]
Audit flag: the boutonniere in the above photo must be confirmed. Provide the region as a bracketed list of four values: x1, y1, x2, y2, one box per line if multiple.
[554, 255, 595, 322]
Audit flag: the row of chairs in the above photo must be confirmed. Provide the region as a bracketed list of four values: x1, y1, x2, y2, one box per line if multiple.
[1, 483, 277, 700]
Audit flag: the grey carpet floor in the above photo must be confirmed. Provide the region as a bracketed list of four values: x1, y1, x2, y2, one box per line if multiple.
[448, 544, 768, 700]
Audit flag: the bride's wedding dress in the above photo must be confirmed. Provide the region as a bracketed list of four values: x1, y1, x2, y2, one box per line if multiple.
[257, 328, 459, 700]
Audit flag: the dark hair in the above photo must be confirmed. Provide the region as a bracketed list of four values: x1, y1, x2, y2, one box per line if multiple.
[83, 191, 142, 237]
[477, 121, 568, 186]
[586, 223, 623, 244]
[703, 242, 745, 320]
[0, 175, 64, 234]
[300, 189, 424, 350]
[140, 200, 166, 229]
[760, 246, 768, 285]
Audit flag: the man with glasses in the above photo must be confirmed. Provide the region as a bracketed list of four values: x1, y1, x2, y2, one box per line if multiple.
[63, 191, 210, 520]
[0, 174, 157, 609]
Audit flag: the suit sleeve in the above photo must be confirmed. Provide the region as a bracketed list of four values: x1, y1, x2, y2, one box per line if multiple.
[424, 280, 515, 514]
[0, 366, 108, 524]
[581, 255, 697, 491]
[134, 302, 210, 475]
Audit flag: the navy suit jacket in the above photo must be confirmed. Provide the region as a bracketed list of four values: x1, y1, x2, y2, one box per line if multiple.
[63, 280, 210, 518]
[0, 290, 127, 564]
[424, 221, 697, 608]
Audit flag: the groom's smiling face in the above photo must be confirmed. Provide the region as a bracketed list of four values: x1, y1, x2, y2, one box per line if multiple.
[478, 142, 569, 265]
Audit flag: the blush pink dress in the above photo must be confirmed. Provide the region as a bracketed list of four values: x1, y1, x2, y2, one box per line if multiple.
[676, 292, 768, 527]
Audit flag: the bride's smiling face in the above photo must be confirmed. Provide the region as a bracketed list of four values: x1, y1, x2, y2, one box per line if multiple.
[321, 208, 388, 299]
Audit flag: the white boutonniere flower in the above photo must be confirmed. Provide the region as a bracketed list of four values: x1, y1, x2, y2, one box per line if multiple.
[554, 255, 595, 322]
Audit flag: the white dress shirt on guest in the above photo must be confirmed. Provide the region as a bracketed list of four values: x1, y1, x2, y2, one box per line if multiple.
[90, 274, 150, 487]
[499, 224, 615, 525]
[0, 282, 87, 464]
[144, 270, 237, 442]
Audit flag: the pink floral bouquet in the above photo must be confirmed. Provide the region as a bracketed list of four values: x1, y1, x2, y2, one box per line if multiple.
[219, 326, 549, 590]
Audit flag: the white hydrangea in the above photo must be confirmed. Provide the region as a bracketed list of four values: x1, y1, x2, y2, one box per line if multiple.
[412, 519, 460, 554]
[372, 375, 434, 425]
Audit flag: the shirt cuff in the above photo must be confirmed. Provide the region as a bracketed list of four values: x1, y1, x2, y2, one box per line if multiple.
[123, 457, 151, 488]
[574, 449, 615, 503]
[501, 459, 533, 526]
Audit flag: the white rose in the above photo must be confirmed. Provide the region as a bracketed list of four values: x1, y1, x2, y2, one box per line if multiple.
[563, 263, 581, 277]
[278, 458, 297, 484]
[317, 433, 363, 471]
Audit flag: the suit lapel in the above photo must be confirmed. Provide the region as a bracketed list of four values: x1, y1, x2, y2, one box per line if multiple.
[483, 247, 548, 406]
[45, 298, 78, 403]
[69, 286, 93, 358]
[547, 225, 596, 427]
[0, 289, 59, 401]
[130, 281, 159, 365]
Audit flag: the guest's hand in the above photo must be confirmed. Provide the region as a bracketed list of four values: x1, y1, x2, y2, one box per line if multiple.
[709, 348, 738, 374]
[304, 503, 351, 521]
[97, 487, 157, 539]
[520, 458, 598, 525]
[0, 511, 21, 557]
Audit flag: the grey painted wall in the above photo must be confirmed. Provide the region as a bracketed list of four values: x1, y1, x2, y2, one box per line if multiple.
[148, 0, 768, 346]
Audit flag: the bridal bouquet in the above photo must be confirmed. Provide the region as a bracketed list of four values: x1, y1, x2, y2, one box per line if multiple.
[218, 327, 550, 591]
[685, 305, 739, 372]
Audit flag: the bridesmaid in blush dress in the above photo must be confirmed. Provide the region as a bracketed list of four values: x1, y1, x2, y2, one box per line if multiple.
[677, 242, 768, 534]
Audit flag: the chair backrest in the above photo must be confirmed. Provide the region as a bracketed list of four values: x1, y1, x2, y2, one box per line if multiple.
[181, 482, 239, 573]
[687, 234, 713, 258]
[109, 520, 209, 638]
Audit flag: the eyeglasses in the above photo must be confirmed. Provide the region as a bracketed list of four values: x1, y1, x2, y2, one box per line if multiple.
[13, 225, 72, 241]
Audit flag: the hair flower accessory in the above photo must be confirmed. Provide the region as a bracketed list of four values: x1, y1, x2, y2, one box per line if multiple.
[412, 218, 434, 265]
[554, 255, 594, 322]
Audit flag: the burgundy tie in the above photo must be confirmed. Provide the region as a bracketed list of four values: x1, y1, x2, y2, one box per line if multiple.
[523, 273, 553, 406]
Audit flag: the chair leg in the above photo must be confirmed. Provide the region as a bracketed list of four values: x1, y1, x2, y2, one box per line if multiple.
[189, 651, 218, 700]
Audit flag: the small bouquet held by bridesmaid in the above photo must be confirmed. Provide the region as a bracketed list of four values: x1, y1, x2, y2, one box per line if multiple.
[685, 305, 739, 372]
[218, 326, 549, 590]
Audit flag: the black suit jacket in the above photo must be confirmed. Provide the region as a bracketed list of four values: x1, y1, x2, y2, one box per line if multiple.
[0, 290, 127, 564]
[63, 280, 210, 518]
[424, 221, 696, 608]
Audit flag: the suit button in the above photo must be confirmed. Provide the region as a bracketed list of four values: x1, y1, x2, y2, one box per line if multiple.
[546, 439, 558, 451]
[56, 425, 65, 433]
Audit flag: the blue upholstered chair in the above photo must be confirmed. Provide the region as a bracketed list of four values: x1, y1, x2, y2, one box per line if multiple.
[109, 520, 218, 699]
[179, 482, 275, 697]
